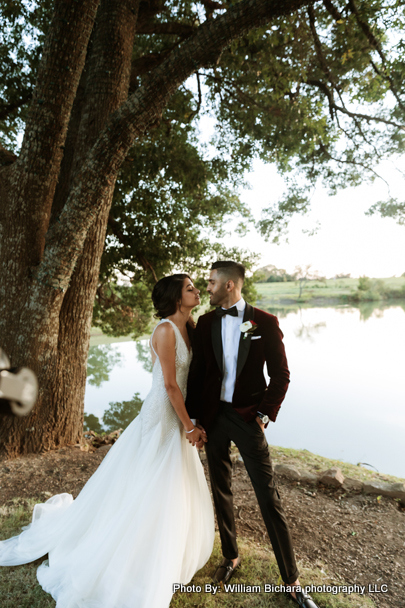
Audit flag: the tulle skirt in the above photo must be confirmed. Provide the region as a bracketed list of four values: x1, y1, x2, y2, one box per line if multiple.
[0, 414, 215, 608]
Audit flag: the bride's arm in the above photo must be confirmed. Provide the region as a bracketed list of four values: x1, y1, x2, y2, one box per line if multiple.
[153, 323, 204, 445]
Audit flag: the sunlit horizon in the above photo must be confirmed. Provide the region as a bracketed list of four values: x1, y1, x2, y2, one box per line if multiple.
[220, 158, 405, 280]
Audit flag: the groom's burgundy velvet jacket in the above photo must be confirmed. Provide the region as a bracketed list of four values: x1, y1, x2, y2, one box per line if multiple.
[186, 303, 290, 431]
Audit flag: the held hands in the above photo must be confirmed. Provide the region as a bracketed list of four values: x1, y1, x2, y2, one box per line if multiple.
[185, 424, 208, 448]
[194, 424, 207, 450]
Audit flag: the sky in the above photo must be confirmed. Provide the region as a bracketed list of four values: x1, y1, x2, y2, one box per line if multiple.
[219, 158, 405, 279]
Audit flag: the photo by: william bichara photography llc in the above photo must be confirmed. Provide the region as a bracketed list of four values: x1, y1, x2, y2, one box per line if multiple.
[173, 582, 390, 596]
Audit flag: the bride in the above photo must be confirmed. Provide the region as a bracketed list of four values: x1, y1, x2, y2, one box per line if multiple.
[0, 273, 215, 608]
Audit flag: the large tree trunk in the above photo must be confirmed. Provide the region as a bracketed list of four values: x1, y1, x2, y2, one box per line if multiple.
[0, 0, 139, 456]
[50, 0, 140, 455]
[0, 0, 310, 457]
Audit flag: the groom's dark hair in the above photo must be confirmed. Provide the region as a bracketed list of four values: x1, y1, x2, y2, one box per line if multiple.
[211, 260, 245, 285]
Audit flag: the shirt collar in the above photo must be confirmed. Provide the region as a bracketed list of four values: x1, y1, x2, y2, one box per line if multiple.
[235, 298, 245, 312]
[221, 298, 245, 312]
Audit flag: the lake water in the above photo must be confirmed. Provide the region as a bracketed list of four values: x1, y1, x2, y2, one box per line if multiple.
[85, 304, 405, 478]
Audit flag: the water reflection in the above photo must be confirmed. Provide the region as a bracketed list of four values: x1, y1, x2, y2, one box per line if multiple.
[293, 309, 326, 341]
[87, 344, 123, 387]
[84, 392, 143, 434]
[266, 299, 405, 322]
[85, 304, 405, 477]
[136, 341, 153, 373]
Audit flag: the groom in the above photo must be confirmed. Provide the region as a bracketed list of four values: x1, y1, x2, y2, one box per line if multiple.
[186, 261, 319, 608]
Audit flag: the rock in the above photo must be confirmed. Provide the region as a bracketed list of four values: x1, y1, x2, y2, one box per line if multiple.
[342, 477, 363, 492]
[319, 467, 345, 487]
[363, 481, 405, 502]
[97, 445, 111, 453]
[299, 469, 318, 485]
[274, 464, 301, 481]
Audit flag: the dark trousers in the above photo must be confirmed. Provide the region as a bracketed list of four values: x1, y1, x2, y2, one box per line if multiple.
[205, 402, 299, 585]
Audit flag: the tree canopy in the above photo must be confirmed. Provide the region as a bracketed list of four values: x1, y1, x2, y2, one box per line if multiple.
[1, 0, 404, 338]
[1, 0, 405, 455]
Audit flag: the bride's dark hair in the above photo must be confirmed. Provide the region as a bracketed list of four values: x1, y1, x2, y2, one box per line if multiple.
[152, 274, 191, 319]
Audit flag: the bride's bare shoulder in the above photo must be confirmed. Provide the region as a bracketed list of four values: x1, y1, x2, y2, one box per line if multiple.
[152, 320, 176, 343]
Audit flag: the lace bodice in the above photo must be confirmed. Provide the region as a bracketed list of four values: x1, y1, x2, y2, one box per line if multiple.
[141, 319, 192, 439]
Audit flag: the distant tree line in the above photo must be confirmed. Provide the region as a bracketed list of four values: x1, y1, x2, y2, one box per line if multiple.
[351, 276, 405, 302]
[254, 265, 297, 283]
[254, 264, 328, 284]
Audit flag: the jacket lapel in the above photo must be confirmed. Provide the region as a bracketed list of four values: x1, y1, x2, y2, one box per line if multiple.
[211, 312, 223, 374]
[236, 303, 254, 378]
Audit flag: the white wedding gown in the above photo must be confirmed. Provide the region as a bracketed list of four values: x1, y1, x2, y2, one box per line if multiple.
[0, 319, 215, 608]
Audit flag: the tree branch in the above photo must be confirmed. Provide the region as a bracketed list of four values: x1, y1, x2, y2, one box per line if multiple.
[306, 78, 404, 130]
[35, 0, 312, 297]
[9, 0, 100, 266]
[331, 103, 404, 130]
[0, 90, 33, 122]
[203, 72, 282, 116]
[136, 21, 197, 36]
[130, 50, 172, 87]
[187, 72, 203, 122]
[347, 0, 405, 112]
[306, 78, 334, 118]
[107, 215, 159, 281]
[318, 141, 390, 187]
[137, 0, 166, 29]
[0, 144, 17, 167]
[307, 4, 338, 90]
[321, 0, 343, 22]
[200, 0, 227, 18]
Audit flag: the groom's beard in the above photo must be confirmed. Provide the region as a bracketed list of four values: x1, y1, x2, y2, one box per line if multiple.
[208, 288, 228, 307]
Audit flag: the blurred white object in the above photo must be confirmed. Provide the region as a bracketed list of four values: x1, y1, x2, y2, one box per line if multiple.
[0, 348, 38, 416]
[0, 348, 10, 369]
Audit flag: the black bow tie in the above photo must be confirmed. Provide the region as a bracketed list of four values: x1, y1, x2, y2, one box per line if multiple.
[215, 306, 238, 318]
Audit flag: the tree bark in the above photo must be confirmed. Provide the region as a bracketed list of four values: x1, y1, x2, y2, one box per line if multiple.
[0, 0, 139, 456]
[0, 0, 311, 457]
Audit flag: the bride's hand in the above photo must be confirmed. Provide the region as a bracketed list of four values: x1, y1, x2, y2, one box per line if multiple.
[185, 426, 203, 446]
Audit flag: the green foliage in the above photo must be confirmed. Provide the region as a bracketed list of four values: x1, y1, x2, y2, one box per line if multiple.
[2, 0, 405, 333]
[358, 276, 372, 291]
[92, 282, 152, 339]
[202, 1, 405, 238]
[83, 413, 104, 434]
[367, 197, 405, 225]
[253, 264, 296, 283]
[83, 393, 144, 434]
[0, 0, 54, 150]
[256, 276, 405, 312]
[102, 393, 143, 433]
[352, 276, 405, 301]
[86, 345, 123, 387]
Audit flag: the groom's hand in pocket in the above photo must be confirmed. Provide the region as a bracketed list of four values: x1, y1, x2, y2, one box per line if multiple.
[255, 416, 265, 432]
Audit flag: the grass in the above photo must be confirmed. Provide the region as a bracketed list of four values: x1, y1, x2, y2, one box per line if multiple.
[0, 498, 55, 608]
[267, 445, 405, 485]
[0, 500, 374, 608]
[255, 277, 405, 309]
[171, 536, 374, 608]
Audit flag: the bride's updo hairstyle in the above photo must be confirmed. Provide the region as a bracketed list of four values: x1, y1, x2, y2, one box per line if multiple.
[152, 274, 191, 319]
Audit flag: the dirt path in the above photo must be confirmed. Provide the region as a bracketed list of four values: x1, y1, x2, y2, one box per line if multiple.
[1, 446, 403, 607]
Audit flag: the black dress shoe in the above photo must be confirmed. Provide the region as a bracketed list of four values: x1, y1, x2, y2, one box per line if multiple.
[212, 557, 241, 584]
[287, 588, 319, 608]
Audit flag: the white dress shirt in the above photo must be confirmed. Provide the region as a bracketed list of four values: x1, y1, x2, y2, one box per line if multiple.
[220, 298, 245, 403]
